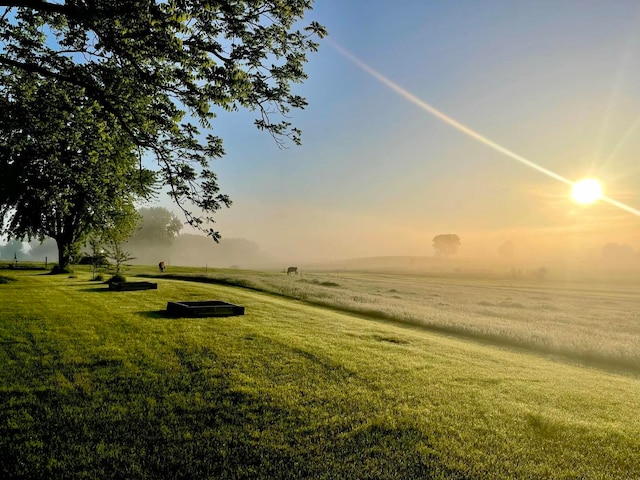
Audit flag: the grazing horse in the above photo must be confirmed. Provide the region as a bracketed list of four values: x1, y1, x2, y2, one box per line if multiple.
[287, 266, 298, 275]
[158, 261, 166, 272]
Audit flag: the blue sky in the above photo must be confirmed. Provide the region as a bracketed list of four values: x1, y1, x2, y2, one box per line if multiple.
[168, 1, 640, 263]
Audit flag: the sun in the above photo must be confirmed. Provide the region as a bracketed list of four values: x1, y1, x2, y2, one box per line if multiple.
[571, 178, 603, 205]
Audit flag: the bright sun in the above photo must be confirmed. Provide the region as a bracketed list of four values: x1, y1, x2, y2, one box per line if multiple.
[571, 178, 603, 205]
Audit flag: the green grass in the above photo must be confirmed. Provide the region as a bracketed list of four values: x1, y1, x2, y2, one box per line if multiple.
[145, 267, 640, 372]
[0, 268, 639, 478]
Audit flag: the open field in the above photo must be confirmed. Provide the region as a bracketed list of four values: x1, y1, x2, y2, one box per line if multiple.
[0, 267, 639, 478]
[146, 266, 640, 373]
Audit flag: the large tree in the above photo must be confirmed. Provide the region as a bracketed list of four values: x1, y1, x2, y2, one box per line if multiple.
[129, 207, 183, 247]
[0, 73, 155, 271]
[0, 1, 326, 237]
[432, 234, 461, 258]
[124, 206, 183, 264]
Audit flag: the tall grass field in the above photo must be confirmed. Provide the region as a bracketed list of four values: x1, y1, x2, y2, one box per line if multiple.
[0, 265, 638, 478]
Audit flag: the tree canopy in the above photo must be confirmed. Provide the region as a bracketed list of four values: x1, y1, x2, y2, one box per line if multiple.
[129, 207, 183, 247]
[432, 234, 461, 258]
[0, 72, 155, 271]
[0, 1, 326, 237]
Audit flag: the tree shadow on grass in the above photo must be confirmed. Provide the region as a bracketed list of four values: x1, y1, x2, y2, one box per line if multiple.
[79, 286, 111, 293]
[137, 310, 171, 320]
[0, 342, 469, 480]
[137, 310, 239, 321]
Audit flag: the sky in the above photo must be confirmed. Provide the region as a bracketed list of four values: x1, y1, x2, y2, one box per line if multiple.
[165, 0, 640, 265]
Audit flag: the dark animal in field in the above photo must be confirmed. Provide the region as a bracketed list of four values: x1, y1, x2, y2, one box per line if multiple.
[287, 266, 298, 275]
[159, 261, 166, 272]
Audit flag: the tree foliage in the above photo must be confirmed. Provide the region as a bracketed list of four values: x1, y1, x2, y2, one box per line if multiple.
[432, 234, 461, 258]
[101, 208, 139, 277]
[85, 236, 109, 280]
[0, 73, 155, 271]
[0, 1, 327, 237]
[129, 207, 183, 247]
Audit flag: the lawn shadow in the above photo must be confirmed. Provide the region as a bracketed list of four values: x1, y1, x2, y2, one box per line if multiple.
[80, 286, 111, 293]
[138, 310, 171, 319]
[0, 355, 463, 480]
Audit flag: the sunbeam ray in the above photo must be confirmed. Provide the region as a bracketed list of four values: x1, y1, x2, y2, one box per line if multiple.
[592, 6, 640, 168]
[329, 40, 640, 218]
[603, 113, 640, 166]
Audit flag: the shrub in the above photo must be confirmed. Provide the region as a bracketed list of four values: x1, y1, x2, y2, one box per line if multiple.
[78, 254, 109, 266]
[107, 274, 126, 284]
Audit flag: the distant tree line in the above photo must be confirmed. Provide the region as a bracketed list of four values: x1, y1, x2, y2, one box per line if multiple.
[1, 206, 268, 269]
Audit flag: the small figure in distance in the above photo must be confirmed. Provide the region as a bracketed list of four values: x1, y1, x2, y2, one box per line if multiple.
[159, 261, 166, 273]
[287, 266, 298, 275]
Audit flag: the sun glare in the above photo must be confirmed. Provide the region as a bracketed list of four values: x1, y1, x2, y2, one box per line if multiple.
[571, 178, 603, 205]
[330, 41, 640, 217]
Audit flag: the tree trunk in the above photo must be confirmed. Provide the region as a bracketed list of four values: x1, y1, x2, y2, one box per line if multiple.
[53, 237, 73, 273]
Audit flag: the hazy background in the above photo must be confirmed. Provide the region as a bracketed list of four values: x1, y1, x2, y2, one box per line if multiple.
[171, 0, 640, 267]
[5, 1, 640, 272]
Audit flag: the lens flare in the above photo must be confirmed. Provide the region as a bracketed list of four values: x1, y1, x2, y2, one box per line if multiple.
[329, 40, 640, 217]
[571, 178, 603, 204]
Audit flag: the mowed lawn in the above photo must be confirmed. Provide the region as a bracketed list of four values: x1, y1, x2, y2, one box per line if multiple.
[0, 270, 638, 479]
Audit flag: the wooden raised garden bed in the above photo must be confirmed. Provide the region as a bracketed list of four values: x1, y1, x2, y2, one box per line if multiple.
[109, 281, 158, 291]
[166, 301, 245, 318]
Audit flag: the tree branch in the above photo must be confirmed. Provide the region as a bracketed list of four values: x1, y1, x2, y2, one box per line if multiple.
[0, 0, 74, 15]
[0, 54, 146, 147]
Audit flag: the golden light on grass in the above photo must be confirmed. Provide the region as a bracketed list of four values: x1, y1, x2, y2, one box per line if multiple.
[571, 178, 603, 205]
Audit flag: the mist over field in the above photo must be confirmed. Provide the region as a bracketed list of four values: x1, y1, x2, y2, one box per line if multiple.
[128, 235, 275, 270]
[4, 227, 640, 284]
[152, 214, 640, 281]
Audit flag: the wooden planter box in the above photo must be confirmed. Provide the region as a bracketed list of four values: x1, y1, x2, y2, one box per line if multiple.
[109, 281, 158, 291]
[166, 301, 245, 318]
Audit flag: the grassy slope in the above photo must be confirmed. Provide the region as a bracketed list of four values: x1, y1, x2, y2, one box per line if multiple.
[0, 269, 638, 479]
[146, 267, 640, 372]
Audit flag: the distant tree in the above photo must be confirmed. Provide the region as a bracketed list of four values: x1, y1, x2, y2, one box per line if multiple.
[0, 2, 327, 236]
[129, 207, 183, 247]
[0, 74, 155, 272]
[432, 234, 461, 258]
[497, 240, 515, 259]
